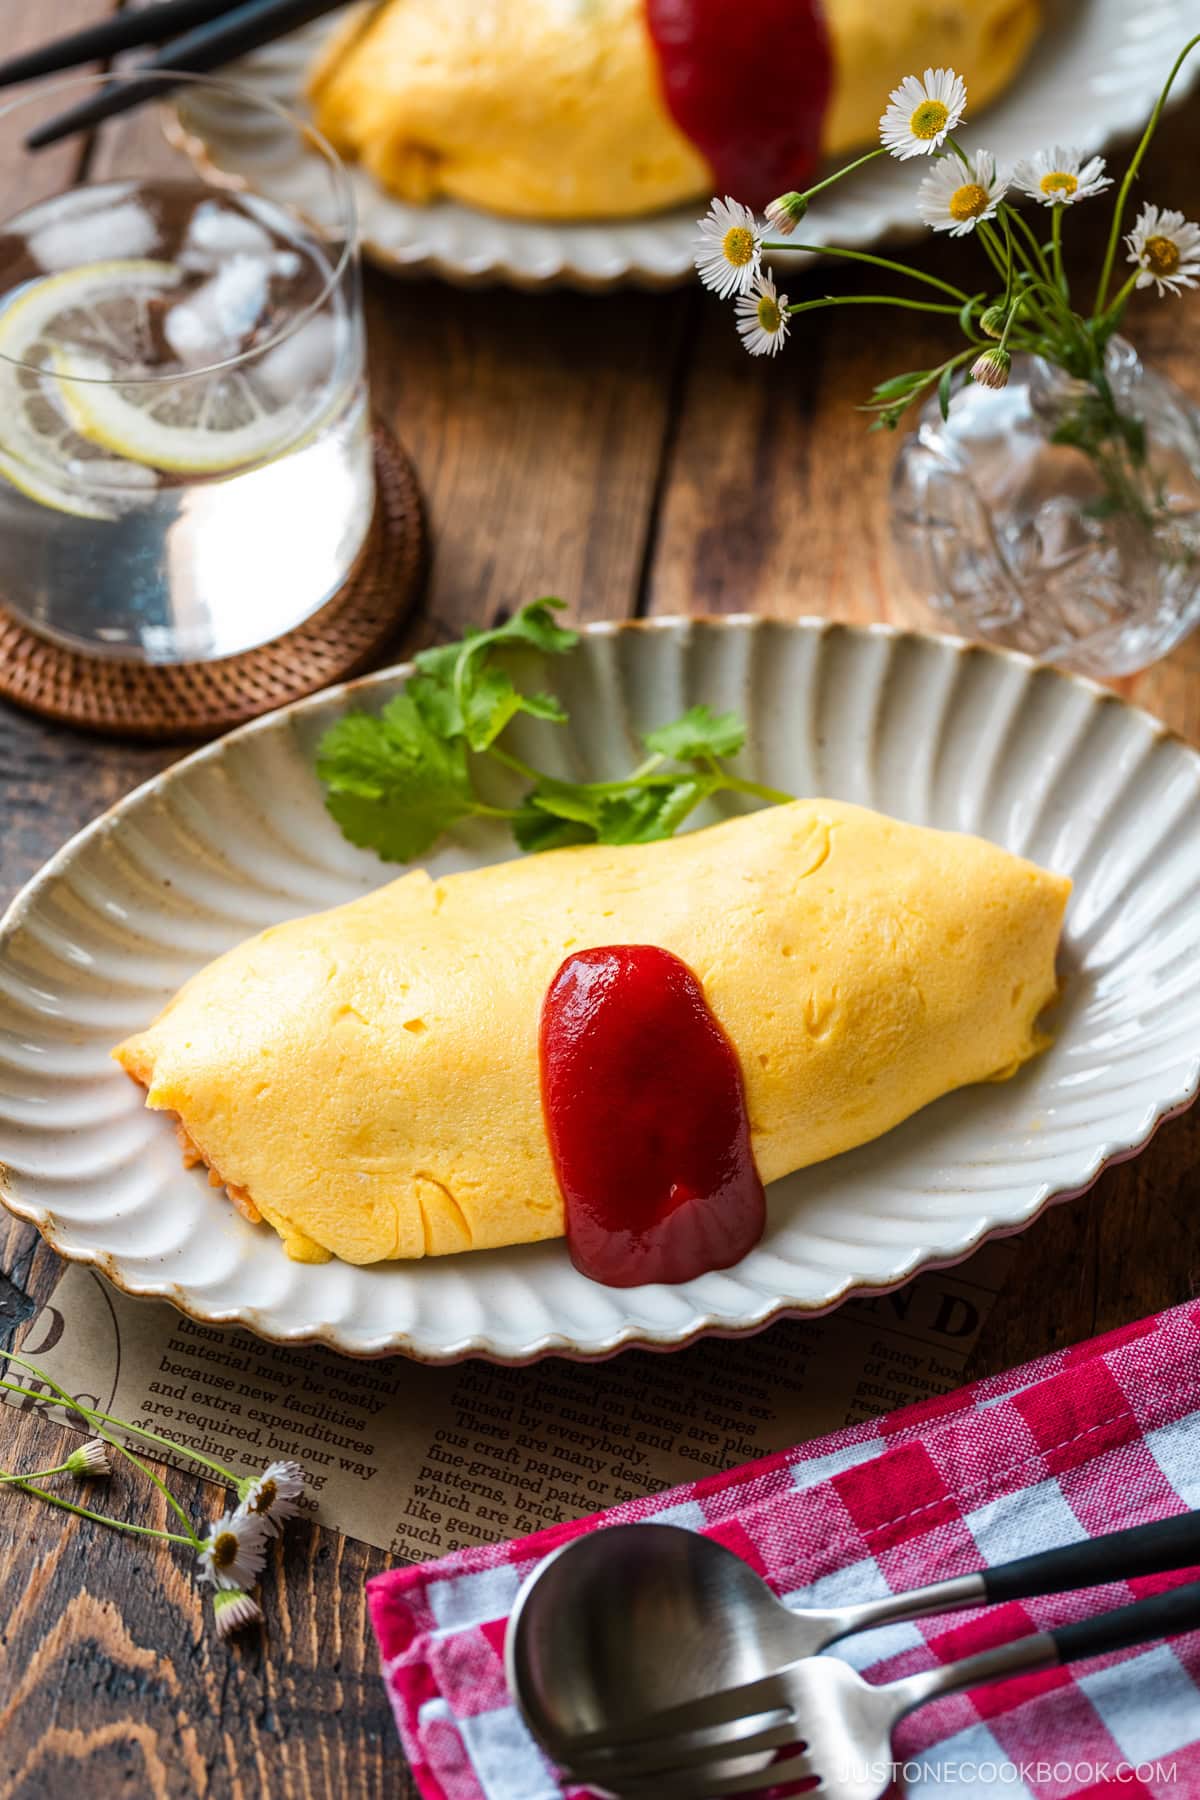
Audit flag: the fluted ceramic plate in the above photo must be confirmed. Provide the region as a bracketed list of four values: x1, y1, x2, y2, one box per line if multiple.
[169, 0, 1200, 290]
[2, 619, 1199, 1362]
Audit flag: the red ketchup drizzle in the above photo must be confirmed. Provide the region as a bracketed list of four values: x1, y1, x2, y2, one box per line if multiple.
[645, 0, 833, 207]
[539, 945, 765, 1287]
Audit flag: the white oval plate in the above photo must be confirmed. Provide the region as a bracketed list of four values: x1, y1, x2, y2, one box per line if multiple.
[171, 0, 1200, 290]
[1, 618, 1199, 1362]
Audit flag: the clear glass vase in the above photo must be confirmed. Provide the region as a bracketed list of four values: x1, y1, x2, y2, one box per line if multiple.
[890, 337, 1200, 677]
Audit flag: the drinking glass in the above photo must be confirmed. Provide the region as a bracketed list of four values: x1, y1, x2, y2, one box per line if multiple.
[0, 71, 374, 662]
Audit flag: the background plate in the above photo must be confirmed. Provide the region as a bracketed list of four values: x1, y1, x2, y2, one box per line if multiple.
[172, 0, 1200, 290]
[1, 618, 1199, 1361]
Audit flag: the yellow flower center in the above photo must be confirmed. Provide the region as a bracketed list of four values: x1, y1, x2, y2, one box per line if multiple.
[212, 1532, 239, 1569]
[756, 295, 782, 333]
[909, 99, 948, 140]
[249, 1479, 277, 1515]
[949, 183, 990, 223]
[721, 226, 756, 268]
[1144, 234, 1181, 276]
[1040, 171, 1078, 199]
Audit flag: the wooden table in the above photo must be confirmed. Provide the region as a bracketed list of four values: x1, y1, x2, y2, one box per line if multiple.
[1, 9, 1198, 1793]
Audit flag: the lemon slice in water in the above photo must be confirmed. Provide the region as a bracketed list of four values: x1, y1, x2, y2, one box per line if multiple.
[57, 348, 310, 476]
[0, 258, 181, 518]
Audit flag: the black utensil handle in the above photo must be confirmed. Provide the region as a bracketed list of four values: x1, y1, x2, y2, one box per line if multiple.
[1051, 1579, 1200, 1665]
[25, 0, 348, 149]
[984, 1510, 1200, 1605]
[0, 0, 242, 89]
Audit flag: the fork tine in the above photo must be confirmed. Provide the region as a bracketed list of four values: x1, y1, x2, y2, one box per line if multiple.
[567, 1707, 799, 1784]
[558, 1668, 798, 1756]
[610, 1743, 818, 1799]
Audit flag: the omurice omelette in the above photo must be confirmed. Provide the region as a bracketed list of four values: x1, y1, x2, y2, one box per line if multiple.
[115, 800, 1069, 1282]
[308, 0, 1042, 220]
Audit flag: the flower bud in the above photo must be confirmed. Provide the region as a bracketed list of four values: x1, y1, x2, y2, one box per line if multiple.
[971, 347, 1012, 391]
[764, 192, 808, 236]
[66, 1438, 111, 1479]
[212, 1587, 264, 1641]
[979, 303, 1008, 339]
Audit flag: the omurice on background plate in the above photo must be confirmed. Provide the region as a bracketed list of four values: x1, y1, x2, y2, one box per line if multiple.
[1, 618, 1198, 1362]
[169, 0, 1200, 290]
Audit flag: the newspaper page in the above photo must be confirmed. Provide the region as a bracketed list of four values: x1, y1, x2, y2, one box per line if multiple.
[10, 1242, 1013, 1559]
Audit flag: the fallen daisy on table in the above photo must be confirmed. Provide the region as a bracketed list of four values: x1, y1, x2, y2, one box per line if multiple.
[0, 1347, 310, 1642]
[236, 1459, 305, 1536]
[65, 1438, 112, 1479]
[199, 1511, 272, 1591]
[213, 1587, 266, 1642]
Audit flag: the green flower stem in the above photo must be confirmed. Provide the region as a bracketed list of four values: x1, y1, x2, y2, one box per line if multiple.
[996, 296, 1026, 354]
[1051, 205, 1068, 300]
[790, 146, 887, 204]
[1009, 279, 1058, 341]
[1096, 269, 1141, 331]
[759, 240, 970, 302]
[5, 1478, 196, 1546]
[975, 221, 1011, 285]
[785, 295, 966, 317]
[0, 1459, 74, 1484]
[105, 1438, 203, 1543]
[1003, 205, 1053, 283]
[1096, 30, 1200, 309]
[0, 1353, 238, 1483]
[998, 212, 1016, 311]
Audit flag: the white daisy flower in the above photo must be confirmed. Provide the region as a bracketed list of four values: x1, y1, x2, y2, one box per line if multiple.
[971, 347, 1012, 391]
[916, 149, 1006, 237]
[880, 68, 966, 160]
[236, 1460, 305, 1537]
[197, 1511, 271, 1591]
[1012, 146, 1112, 207]
[1125, 203, 1200, 296]
[212, 1587, 264, 1640]
[735, 272, 790, 357]
[694, 197, 763, 298]
[65, 1438, 111, 1479]
[764, 191, 807, 237]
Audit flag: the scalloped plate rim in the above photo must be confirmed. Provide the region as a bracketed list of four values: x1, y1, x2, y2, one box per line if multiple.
[2, 615, 1198, 1363]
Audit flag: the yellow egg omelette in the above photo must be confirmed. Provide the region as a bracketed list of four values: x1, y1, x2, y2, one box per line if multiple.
[308, 0, 1041, 220]
[115, 800, 1069, 1269]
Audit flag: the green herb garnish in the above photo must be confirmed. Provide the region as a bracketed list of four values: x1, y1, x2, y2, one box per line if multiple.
[315, 600, 793, 863]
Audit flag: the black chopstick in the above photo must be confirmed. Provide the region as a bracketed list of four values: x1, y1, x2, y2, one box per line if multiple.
[0, 0, 249, 90]
[25, 0, 351, 150]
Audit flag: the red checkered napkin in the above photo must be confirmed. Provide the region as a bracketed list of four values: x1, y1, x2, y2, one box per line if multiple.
[368, 1304, 1200, 1800]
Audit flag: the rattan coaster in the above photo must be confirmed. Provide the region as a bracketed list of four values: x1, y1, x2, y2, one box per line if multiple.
[0, 423, 425, 741]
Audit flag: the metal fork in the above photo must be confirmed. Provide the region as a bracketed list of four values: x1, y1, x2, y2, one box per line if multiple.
[508, 1511, 1200, 1766]
[568, 1579, 1200, 1799]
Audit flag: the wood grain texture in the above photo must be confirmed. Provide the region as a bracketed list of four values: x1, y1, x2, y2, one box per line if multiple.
[2, 12, 1200, 1795]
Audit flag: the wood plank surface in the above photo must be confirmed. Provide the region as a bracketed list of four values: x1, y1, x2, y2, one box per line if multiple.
[1, 9, 1199, 1795]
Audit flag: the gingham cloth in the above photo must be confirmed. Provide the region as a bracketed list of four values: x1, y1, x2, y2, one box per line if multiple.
[368, 1303, 1200, 1799]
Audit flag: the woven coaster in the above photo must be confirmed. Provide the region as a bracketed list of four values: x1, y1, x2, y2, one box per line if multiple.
[0, 423, 425, 742]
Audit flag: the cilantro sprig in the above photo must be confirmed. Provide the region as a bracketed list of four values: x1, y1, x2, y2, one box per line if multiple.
[315, 601, 793, 863]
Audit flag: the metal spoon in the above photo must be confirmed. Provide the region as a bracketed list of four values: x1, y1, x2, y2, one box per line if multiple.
[505, 1512, 1200, 1768]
